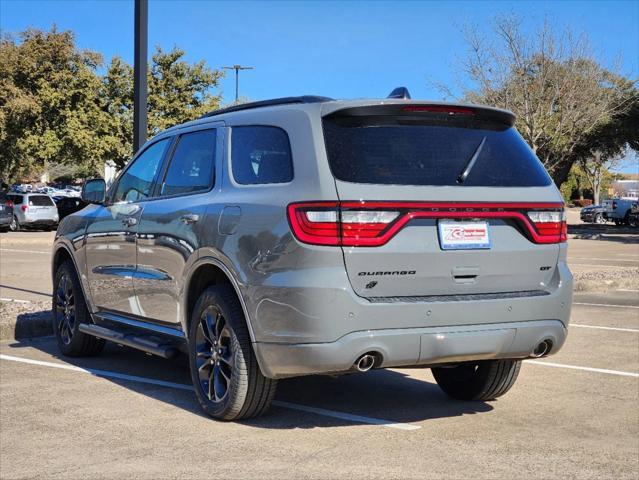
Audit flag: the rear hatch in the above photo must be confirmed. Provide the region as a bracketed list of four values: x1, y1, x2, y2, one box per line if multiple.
[291, 103, 565, 299]
[26, 195, 57, 220]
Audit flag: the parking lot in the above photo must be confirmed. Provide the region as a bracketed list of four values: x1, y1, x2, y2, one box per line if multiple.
[1, 218, 638, 479]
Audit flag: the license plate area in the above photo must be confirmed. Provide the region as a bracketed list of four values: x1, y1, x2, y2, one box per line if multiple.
[438, 220, 491, 250]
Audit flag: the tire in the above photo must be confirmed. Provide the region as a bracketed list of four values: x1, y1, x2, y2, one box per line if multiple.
[188, 285, 277, 420]
[594, 213, 605, 224]
[432, 359, 521, 401]
[9, 216, 19, 231]
[52, 260, 105, 356]
[623, 212, 631, 226]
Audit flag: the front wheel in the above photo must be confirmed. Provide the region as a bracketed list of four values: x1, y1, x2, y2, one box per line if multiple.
[594, 213, 605, 224]
[188, 285, 277, 420]
[432, 360, 521, 401]
[53, 260, 105, 356]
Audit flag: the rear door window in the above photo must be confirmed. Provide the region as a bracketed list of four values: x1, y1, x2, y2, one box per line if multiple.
[231, 126, 293, 184]
[8, 195, 23, 204]
[160, 129, 216, 196]
[323, 114, 551, 187]
[28, 195, 54, 206]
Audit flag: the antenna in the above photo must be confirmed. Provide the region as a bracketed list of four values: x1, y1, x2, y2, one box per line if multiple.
[387, 87, 411, 99]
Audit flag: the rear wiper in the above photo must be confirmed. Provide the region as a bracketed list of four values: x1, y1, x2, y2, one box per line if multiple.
[456, 137, 486, 184]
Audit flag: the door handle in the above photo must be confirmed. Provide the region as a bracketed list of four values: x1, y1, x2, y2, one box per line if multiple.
[122, 217, 138, 227]
[180, 214, 200, 224]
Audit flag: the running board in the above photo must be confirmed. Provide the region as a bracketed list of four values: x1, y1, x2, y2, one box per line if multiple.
[78, 324, 180, 359]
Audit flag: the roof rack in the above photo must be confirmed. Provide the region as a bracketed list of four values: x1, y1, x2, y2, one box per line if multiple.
[200, 95, 334, 119]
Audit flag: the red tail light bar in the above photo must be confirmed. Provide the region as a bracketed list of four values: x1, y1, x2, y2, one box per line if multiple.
[288, 201, 567, 247]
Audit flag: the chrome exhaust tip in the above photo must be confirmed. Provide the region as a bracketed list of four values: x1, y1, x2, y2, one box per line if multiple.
[354, 354, 376, 372]
[530, 340, 552, 358]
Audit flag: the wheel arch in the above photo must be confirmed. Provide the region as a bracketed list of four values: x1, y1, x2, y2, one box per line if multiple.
[183, 257, 257, 344]
[52, 244, 95, 312]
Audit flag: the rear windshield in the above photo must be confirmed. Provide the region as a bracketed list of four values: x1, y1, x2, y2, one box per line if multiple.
[323, 115, 551, 187]
[28, 195, 54, 206]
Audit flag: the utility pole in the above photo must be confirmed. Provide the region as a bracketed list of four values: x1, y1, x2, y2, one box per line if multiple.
[133, 0, 148, 154]
[223, 65, 254, 102]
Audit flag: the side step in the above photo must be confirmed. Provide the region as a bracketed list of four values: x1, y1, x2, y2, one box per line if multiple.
[78, 323, 180, 359]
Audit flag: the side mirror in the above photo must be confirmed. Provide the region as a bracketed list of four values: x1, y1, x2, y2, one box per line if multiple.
[81, 178, 106, 204]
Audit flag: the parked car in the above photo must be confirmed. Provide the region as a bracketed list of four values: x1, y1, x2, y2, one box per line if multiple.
[602, 197, 638, 225]
[7, 193, 59, 231]
[55, 196, 87, 220]
[579, 204, 607, 224]
[52, 92, 573, 421]
[0, 192, 14, 232]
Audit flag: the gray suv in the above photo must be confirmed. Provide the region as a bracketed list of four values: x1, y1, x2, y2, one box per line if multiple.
[52, 94, 573, 420]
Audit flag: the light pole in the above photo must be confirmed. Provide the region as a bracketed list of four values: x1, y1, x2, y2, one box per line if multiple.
[223, 65, 254, 102]
[133, 0, 148, 154]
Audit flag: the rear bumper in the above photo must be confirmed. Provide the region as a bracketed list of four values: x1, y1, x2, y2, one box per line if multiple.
[0, 216, 11, 226]
[252, 262, 573, 378]
[255, 319, 567, 378]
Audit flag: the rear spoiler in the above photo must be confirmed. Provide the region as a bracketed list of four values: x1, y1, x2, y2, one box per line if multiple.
[323, 103, 516, 127]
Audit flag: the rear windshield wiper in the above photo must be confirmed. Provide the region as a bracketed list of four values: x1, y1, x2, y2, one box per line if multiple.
[456, 137, 486, 184]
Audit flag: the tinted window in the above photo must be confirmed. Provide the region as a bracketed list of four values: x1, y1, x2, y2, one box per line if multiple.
[323, 117, 551, 187]
[232, 126, 293, 184]
[113, 139, 170, 202]
[28, 195, 55, 206]
[161, 129, 216, 196]
[8, 195, 23, 204]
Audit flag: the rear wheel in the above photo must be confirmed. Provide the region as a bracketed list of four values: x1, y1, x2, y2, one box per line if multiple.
[432, 359, 521, 401]
[188, 285, 277, 420]
[53, 260, 105, 356]
[9, 216, 19, 231]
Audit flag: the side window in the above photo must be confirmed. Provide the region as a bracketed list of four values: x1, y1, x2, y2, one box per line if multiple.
[231, 126, 293, 185]
[160, 129, 216, 196]
[113, 139, 170, 203]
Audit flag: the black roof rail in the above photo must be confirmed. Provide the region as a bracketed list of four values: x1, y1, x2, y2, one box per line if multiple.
[200, 95, 334, 119]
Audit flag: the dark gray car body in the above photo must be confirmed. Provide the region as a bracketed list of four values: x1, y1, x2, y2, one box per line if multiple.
[52, 98, 573, 378]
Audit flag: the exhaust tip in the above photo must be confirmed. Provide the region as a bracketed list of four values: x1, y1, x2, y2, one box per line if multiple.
[531, 340, 552, 358]
[354, 354, 377, 372]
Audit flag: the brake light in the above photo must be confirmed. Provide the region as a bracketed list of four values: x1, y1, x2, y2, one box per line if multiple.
[612, 201, 618, 209]
[527, 210, 567, 242]
[402, 105, 475, 115]
[288, 202, 566, 247]
[21, 205, 28, 212]
[5, 200, 12, 208]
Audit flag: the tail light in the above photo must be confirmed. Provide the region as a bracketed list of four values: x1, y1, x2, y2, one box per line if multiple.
[21, 205, 28, 212]
[5, 200, 12, 208]
[612, 201, 618, 210]
[527, 210, 567, 243]
[288, 202, 566, 247]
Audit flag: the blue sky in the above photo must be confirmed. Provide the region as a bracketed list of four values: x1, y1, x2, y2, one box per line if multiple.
[1, 0, 638, 172]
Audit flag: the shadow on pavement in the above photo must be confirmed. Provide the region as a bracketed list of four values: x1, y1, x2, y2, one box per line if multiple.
[8, 336, 494, 429]
[568, 223, 639, 243]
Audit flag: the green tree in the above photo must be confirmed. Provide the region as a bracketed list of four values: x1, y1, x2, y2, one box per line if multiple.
[0, 27, 114, 181]
[458, 16, 636, 187]
[103, 47, 223, 168]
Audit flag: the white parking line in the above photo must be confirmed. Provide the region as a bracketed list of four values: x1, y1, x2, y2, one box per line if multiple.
[569, 263, 636, 268]
[574, 302, 639, 309]
[527, 360, 639, 378]
[570, 257, 639, 263]
[617, 289, 639, 293]
[0, 354, 420, 431]
[0, 298, 32, 304]
[0, 248, 50, 254]
[571, 324, 639, 333]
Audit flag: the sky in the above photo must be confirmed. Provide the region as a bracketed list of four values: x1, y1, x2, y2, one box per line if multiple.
[1, 0, 638, 172]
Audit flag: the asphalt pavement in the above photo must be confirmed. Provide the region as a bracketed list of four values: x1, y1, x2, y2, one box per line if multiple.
[0, 219, 638, 479]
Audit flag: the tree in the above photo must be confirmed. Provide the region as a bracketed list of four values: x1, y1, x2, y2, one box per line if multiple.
[0, 28, 115, 181]
[459, 15, 636, 186]
[0, 27, 224, 181]
[102, 47, 223, 168]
